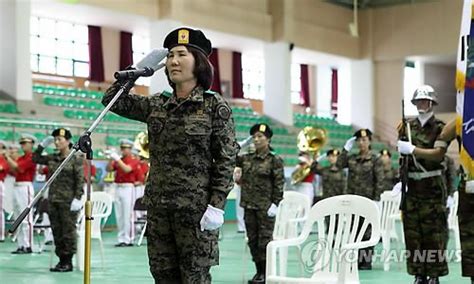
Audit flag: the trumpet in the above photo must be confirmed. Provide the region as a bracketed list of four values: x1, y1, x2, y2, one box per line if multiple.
[291, 126, 327, 185]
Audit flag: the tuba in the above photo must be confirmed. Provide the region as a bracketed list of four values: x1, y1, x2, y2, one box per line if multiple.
[134, 131, 150, 159]
[291, 127, 327, 185]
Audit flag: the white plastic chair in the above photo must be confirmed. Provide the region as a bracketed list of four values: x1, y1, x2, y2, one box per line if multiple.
[379, 191, 401, 271]
[272, 191, 311, 277]
[242, 191, 311, 281]
[76, 192, 113, 271]
[447, 191, 460, 251]
[266, 194, 381, 284]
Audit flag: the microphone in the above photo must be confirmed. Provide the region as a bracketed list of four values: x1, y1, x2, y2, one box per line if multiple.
[114, 49, 168, 80]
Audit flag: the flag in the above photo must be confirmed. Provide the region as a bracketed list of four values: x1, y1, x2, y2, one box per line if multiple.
[456, 0, 474, 179]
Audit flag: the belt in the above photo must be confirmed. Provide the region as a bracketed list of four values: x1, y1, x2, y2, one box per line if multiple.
[116, 183, 134, 188]
[408, 170, 442, 180]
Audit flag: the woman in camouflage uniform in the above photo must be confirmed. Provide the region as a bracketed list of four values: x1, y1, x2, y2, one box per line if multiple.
[102, 27, 238, 283]
[32, 128, 84, 272]
[337, 128, 384, 270]
[237, 123, 285, 284]
[310, 148, 346, 199]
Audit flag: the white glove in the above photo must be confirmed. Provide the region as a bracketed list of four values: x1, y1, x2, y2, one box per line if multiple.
[344, 136, 357, 151]
[40, 136, 55, 148]
[446, 195, 455, 208]
[397, 140, 416, 155]
[70, 198, 83, 211]
[109, 151, 121, 161]
[391, 182, 402, 196]
[267, 203, 278, 217]
[200, 205, 225, 231]
[316, 153, 327, 163]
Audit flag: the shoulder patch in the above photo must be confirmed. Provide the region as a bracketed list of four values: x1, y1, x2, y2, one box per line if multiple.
[161, 90, 172, 98]
[205, 90, 218, 96]
[216, 104, 231, 120]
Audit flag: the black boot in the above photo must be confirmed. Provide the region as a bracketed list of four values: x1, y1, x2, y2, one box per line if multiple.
[50, 255, 73, 272]
[413, 275, 427, 284]
[427, 277, 439, 284]
[252, 261, 266, 283]
[248, 262, 261, 284]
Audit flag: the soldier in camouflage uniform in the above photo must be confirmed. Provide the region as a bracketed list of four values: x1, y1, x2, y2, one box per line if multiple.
[396, 85, 448, 284]
[32, 128, 84, 272]
[310, 148, 345, 199]
[337, 128, 384, 270]
[379, 149, 399, 192]
[399, 116, 474, 284]
[237, 123, 285, 284]
[102, 27, 238, 283]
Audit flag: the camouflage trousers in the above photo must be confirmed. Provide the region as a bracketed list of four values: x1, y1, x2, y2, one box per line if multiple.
[458, 179, 474, 277]
[402, 179, 449, 277]
[49, 201, 79, 257]
[244, 208, 275, 263]
[147, 205, 218, 284]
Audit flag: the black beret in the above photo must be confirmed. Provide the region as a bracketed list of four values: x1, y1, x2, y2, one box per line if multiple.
[163, 27, 212, 56]
[353, 128, 372, 139]
[326, 149, 340, 156]
[250, 123, 273, 138]
[380, 149, 392, 157]
[52, 128, 72, 140]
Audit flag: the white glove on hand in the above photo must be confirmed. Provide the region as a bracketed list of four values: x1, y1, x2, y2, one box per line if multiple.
[344, 137, 357, 151]
[200, 205, 225, 231]
[109, 151, 121, 161]
[446, 195, 455, 208]
[397, 140, 416, 155]
[391, 182, 402, 196]
[267, 203, 278, 217]
[70, 198, 83, 212]
[40, 136, 55, 148]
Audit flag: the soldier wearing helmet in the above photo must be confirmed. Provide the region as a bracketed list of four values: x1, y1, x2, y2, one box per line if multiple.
[397, 85, 448, 284]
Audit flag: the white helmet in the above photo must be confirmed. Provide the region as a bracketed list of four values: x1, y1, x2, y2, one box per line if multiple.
[411, 85, 438, 105]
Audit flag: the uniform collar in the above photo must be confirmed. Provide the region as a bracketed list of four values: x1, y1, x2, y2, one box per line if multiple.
[163, 86, 204, 110]
[255, 147, 270, 159]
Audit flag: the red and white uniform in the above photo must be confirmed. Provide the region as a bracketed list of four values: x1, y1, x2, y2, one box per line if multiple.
[294, 164, 315, 203]
[111, 155, 140, 244]
[13, 152, 36, 249]
[0, 156, 10, 241]
[134, 160, 149, 220]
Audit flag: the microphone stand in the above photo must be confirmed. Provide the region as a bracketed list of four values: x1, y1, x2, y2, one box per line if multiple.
[8, 79, 136, 284]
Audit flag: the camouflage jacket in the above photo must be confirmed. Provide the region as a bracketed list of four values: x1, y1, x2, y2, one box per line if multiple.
[336, 150, 384, 201]
[381, 167, 399, 192]
[399, 116, 445, 172]
[236, 149, 285, 210]
[442, 155, 457, 196]
[33, 146, 84, 203]
[310, 163, 345, 198]
[102, 82, 238, 210]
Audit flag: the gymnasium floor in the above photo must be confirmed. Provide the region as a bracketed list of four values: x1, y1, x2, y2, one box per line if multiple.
[0, 223, 469, 284]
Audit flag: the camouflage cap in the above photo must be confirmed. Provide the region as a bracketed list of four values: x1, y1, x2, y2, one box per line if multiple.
[250, 123, 273, 139]
[51, 128, 72, 140]
[19, 133, 36, 144]
[163, 27, 212, 56]
[326, 148, 340, 156]
[353, 128, 372, 139]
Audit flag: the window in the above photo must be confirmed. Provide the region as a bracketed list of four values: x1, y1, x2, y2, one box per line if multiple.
[403, 61, 422, 116]
[242, 54, 264, 100]
[241, 55, 303, 104]
[132, 34, 150, 86]
[30, 17, 89, 77]
[291, 63, 302, 105]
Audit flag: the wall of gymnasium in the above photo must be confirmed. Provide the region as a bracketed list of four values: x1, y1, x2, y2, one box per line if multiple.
[57, 0, 461, 134]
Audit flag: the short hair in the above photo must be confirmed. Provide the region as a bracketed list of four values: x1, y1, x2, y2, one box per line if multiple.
[165, 46, 214, 91]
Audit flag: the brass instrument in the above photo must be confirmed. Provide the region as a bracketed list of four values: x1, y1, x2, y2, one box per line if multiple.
[291, 127, 327, 185]
[134, 131, 149, 159]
